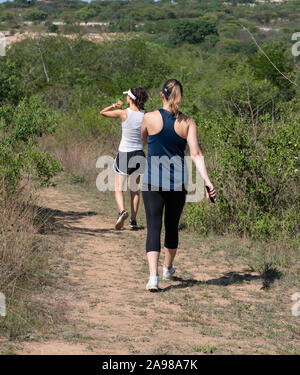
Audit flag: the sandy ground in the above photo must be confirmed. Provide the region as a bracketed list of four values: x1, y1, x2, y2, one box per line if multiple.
[17, 186, 218, 355]
[10, 185, 297, 355]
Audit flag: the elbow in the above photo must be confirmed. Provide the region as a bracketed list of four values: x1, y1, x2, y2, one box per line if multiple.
[191, 150, 203, 160]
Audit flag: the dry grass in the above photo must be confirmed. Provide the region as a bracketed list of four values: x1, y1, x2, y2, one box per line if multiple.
[40, 135, 119, 186]
[0, 186, 64, 341]
[0, 188, 39, 293]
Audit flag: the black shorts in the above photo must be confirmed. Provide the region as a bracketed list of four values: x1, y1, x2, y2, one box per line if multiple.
[113, 150, 146, 176]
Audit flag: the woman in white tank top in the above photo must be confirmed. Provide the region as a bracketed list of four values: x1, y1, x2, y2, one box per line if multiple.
[100, 87, 148, 230]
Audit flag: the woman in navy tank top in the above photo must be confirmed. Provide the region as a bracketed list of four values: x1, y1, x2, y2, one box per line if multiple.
[141, 79, 216, 291]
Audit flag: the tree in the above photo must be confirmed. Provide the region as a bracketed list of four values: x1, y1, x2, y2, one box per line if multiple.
[23, 9, 48, 21]
[169, 19, 218, 46]
[248, 42, 296, 101]
[0, 60, 24, 105]
[75, 7, 98, 22]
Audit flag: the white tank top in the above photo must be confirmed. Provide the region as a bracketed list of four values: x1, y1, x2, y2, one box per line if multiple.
[118, 108, 145, 152]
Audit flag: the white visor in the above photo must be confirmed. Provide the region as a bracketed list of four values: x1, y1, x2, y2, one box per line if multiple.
[123, 89, 136, 101]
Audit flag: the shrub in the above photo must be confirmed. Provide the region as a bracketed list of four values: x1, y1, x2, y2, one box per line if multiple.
[7, 36, 172, 104]
[185, 109, 300, 240]
[75, 7, 98, 22]
[0, 60, 24, 105]
[169, 19, 218, 46]
[0, 95, 61, 194]
[47, 23, 58, 33]
[23, 9, 48, 22]
[248, 41, 296, 101]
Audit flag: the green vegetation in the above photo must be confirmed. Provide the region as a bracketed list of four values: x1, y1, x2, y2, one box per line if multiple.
[0, 59, 60, 194]
[0, 2, 299, 240]
[169, 19, 218, 46]
[1, 1, 299, 240]
[0, 0, 299, 352]
[23, 8, 48, 22]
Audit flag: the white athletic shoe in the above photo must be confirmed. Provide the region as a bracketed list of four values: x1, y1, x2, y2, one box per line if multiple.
[115, 210, 128, 230]
[146, 276, 159, 292]
[163, 264, 175, 280]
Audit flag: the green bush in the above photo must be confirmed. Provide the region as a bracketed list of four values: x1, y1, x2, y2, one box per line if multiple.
[7, 36, 171, 109]
[169, 19, 218, 46]
[0, 95, 61, 193]
[185, 108, 299, 240]
[47, 23, 58, 33]
[74, 7, 98, 22]
[23, 9, 47, 21]
[0, 59, 24, 105]
[248, 41, 296, 101]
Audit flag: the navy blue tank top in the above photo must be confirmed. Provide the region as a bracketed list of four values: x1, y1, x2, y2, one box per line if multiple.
[142, 109, 188, 190]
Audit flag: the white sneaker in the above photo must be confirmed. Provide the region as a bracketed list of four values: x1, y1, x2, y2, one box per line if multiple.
[163, 264, 175, 280]
[146, 276, 159, 292]
[115, 210, 128, 230]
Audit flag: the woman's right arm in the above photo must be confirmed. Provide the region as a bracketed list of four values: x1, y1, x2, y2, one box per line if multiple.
[186, 119, 215, 200]
[100, 100, 125, 119]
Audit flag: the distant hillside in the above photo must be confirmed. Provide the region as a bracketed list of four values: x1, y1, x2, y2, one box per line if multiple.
[0, 0, 299, 56]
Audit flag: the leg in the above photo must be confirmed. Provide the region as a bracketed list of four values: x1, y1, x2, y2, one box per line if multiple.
[142, 189, 164, 277]
[129, 174, 140, 221]
[147, 251, 160, 277]
[115, 172, 127, 212]
[163, 190, 186, 269]
[164, 247, 177, 270]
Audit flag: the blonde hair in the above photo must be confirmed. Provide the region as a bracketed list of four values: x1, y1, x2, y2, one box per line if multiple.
[163, 79, 183, 118]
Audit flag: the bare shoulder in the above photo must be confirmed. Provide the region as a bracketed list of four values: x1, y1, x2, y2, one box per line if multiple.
[177, 112, 196, 130]
[187, 117, 196, 127]
[143, 111, 161, 127]
[144, 110, 161, 120]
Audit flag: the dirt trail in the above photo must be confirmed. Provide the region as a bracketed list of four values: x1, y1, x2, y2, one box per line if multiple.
[14, 185, 272, 355]
[16, 186, 201, 354]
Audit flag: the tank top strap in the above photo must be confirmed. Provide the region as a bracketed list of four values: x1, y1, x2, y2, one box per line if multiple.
[159, 108, 177, 135]
[125, 107, 132, 119]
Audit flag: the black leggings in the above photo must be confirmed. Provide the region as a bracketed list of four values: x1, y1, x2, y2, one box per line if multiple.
[142, 187, 186, 253]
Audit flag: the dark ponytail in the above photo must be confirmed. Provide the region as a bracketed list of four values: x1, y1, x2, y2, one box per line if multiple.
[130, 87, 149, 110]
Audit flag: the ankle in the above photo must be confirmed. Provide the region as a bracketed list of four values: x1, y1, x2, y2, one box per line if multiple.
[149, 275, 159, 281]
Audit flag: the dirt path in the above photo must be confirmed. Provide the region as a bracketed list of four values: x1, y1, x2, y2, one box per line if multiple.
[17, 185, 207, 355]
[13, 185, 299, 355]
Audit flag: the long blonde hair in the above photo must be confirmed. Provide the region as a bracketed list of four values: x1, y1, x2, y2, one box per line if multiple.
[162, 79, 183, 118]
